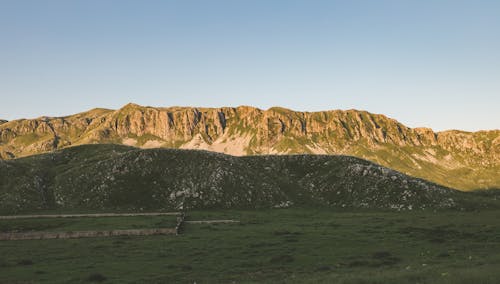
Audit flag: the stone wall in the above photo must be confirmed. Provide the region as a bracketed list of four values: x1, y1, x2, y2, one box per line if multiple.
[0, 228, 177, 241]
[0, 212, 183, 241]
[0, 212, 180, 220]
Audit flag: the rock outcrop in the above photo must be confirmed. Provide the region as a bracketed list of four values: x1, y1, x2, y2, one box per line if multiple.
[0, 103, 498, 190]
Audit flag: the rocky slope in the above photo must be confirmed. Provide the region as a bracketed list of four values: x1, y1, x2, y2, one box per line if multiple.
[2, 145, 496, 214]
[0, 103, 498, 190]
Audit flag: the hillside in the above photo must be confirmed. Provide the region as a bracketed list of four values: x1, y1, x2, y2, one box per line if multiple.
[0, 144, 497, 214]
[0, 104, 498, 190]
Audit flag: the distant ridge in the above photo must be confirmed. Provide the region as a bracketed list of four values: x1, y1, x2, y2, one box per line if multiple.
[0, 103, 498, 190]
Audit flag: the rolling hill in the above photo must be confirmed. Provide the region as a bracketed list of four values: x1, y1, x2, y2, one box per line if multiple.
[0, 144, 497, 214]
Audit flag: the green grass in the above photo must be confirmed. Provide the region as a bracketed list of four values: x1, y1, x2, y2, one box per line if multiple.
[0, 208, 499, 283]
[13, 133, 45, 146]
[0, 215, 179, 233]
[136, 134, 164, 146]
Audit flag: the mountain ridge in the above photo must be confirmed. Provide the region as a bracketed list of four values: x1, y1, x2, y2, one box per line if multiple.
[1, 103, 498, 190]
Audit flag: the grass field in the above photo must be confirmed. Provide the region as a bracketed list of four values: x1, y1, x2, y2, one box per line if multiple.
[0, 215, 179, 233]
[1, 208, 499, 283]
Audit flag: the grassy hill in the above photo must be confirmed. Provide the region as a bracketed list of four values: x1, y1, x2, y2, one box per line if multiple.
[0, 144, 497, 214]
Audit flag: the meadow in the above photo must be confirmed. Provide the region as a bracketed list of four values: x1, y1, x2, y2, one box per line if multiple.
[1, 208, 499, 283]
[0, 215, 179, 233]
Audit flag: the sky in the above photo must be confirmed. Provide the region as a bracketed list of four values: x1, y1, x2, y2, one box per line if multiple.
[1, 0, 499, 131]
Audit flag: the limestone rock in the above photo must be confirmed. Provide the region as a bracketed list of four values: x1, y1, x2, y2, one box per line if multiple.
[0, 103, 498, 190]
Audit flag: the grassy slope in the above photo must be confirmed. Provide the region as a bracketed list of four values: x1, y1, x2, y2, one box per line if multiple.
[350, 143, 500, 192]
[0, 215, 178, 232]
[1, 145, 498, 214]
[0, 208, 499, 283]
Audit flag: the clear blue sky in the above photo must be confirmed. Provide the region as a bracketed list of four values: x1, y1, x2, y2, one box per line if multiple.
[1, 0, 499, 131]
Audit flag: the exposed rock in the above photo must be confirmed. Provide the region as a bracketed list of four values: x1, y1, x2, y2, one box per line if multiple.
[0, 104, 498, 190]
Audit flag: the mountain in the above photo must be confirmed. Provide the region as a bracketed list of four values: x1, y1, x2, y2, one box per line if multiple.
[1, 144, 496, 214]
[0, 103, 498, 190]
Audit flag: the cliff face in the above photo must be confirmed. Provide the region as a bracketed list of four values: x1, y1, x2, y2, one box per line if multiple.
[0, 103, 498, 190]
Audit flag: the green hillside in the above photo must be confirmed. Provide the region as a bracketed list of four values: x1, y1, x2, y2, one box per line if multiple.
[1, 145, 497, 214]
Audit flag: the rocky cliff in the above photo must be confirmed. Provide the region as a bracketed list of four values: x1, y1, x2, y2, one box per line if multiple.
[0, 103, 498, 190]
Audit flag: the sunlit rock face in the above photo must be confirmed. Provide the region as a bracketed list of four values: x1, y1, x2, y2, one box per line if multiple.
[0, 103, 499, 190]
